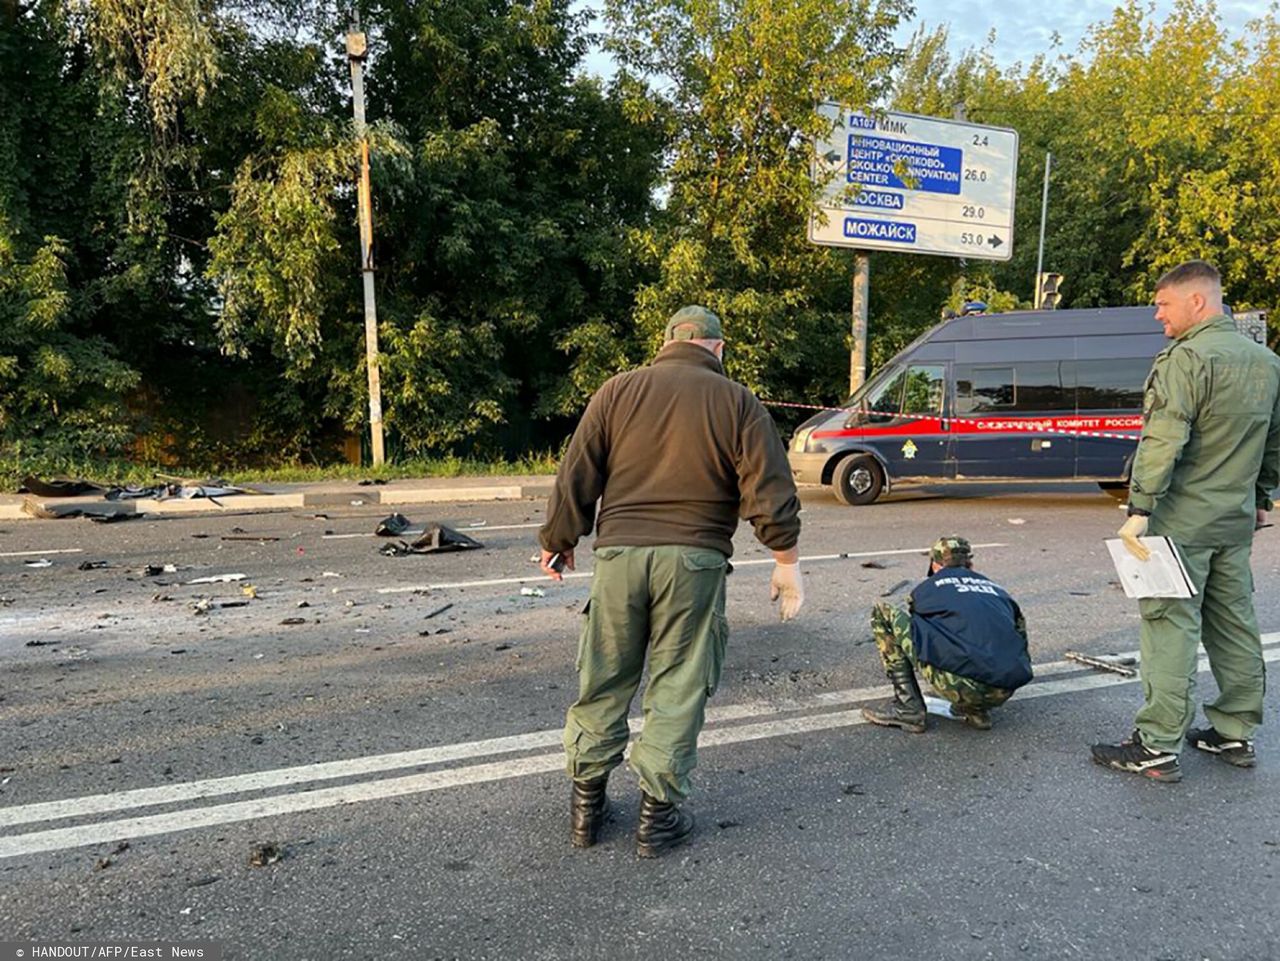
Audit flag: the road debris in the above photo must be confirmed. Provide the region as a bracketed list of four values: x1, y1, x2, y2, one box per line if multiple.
[77, 560, 109, 571]
[187, 573, 246, 585]
[425, 603, 454, 619]
[280, 617, 307, 626]
[880, 579, 911, 597]
[1007, 518, 1026, 525]
[1064, 651, 1138, 677]
[248, 842, 283, 867]
[242, 584, 259, 599]
[144, 564, 179, 576]
[376, 513, 413, 537]
[860, 560, 887, 569]
[520, 587, 546, 598]
[379, 524, 484, 556]
[18, 476, 107, 497]
[23, 559, 52, 568]
[221, 534, 280, 542]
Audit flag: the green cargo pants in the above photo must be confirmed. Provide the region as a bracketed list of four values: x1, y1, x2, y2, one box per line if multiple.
[870, 602, 1013, 711]
[1135, 541, 1266, 754]
[564, 545, 728, 803]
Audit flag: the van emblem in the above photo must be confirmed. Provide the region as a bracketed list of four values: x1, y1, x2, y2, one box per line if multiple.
[902, 439, 918, 459]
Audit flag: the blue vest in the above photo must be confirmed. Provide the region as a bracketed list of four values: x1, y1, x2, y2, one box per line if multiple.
[909, 567, 1033, 690]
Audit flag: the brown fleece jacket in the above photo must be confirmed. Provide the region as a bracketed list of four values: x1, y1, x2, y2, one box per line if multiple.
[539, 342, 801, 558]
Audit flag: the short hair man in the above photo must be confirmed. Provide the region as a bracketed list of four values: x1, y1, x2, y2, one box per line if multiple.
[1094, 260, 1280, 781]
[862, 536, 1032, 732]
[539, 305, 803, 857]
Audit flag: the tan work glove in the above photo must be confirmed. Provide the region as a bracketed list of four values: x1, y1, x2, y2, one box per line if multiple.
[1118, 514, 1151, 561]
[770, 561, 804, 620]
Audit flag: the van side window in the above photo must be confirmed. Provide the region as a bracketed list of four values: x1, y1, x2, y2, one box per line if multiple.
[864, 365, 945, 416]
[955, 365, 1014, 413]
[955, 363, 1072, 413]
[902, 365, 946, 414]
[1076, 358, 1149, 409]
[1014, 361, 1073, 412]
[866, 368, 905, 414]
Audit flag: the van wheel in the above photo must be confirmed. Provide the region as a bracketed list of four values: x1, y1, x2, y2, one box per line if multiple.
[1098, 482, 1128, 502]
[833, 454, 884, 506]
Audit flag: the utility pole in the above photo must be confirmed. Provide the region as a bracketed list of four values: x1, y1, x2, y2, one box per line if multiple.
[346, 15, 385, 466]
[1034, 151, 1052, 309]
[850, 252, 870, 395]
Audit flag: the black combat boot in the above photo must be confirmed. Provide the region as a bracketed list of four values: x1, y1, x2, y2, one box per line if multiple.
[570, 777, 610, 849]
[861, 664, 927, 733]
[635, 792, 694, 858]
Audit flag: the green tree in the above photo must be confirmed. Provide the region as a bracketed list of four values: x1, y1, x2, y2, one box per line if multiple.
[605, 0, 911, 410]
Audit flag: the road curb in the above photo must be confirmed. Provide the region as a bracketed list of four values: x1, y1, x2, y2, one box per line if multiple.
[0, 481, 558, 522]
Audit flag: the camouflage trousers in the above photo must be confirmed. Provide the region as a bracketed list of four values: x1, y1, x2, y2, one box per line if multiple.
[870, 602, 1013, 711]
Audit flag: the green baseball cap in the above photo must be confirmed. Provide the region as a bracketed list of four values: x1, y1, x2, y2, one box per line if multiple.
[930, 535, 972, 567]
[664, 305, 723, 342]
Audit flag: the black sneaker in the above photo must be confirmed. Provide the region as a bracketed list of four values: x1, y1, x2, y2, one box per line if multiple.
[1091, 729, 1182, 782]
[1186, 727, 1256, 768]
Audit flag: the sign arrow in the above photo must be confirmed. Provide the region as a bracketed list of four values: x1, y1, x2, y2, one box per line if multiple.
[987, 235, 1003, 248]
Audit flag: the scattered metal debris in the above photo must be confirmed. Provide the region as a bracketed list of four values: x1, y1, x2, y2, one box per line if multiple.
[187, 573, 246, 585]
[879, 579, 911, 597]
[23, 559, 53, 568]
[425, 603, 454, 619]
[1064, 651, 1138, 677]
[144, 564, 179, 576]
[280, 617, 307, 626]
[221, 534, 280, 542]
[77, 560, 109, 571]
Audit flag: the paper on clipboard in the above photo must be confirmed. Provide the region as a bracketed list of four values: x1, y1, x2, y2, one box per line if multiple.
[1105, 537, 1197, 599]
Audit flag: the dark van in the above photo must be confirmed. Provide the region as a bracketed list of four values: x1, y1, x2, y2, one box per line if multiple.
[787, 306, 1170, 505]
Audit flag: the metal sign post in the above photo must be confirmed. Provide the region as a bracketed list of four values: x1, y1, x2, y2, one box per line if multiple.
[347, 20, 386, 466]
[850, 253, 869, 395]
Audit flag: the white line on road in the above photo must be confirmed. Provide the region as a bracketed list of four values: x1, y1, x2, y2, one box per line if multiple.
[0, 549, 85, 559]
[1, 639, 1276, 858]
[324, 523, 543, 540]
[373, 543, 1011, 594]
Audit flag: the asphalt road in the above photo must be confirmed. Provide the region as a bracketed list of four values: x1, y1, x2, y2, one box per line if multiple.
[1, 482, 1278, 960]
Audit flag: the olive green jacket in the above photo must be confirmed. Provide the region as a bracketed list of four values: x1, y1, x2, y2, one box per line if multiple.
[540, 342, 801, 559]
[1129, 314, 1280, 545]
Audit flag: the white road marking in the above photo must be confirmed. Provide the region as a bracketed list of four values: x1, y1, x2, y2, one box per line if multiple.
[1, 638, 1276, 858]
[0, 549, 84, 559]
[324, 523, 542, 540]
[373, 543, 1010, 594]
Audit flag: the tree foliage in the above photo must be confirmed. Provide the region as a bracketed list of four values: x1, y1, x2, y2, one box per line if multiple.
[3, 0, 1279, 472]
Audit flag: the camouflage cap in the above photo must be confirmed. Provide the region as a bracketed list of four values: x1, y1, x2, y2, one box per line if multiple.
[930, 535, 973, 567]
[664, 305, 723, 342]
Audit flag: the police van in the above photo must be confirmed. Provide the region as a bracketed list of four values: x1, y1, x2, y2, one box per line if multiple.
[787, 306, 1171, 505]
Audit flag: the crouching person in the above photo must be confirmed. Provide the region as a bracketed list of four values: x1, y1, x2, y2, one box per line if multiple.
[862, 536, 1032, 733]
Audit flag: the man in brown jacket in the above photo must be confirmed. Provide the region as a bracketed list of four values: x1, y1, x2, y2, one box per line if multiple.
[539, 305, 803, 857]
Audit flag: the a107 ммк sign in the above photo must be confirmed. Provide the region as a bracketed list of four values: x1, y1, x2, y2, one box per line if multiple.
[809, 104, 1019, 261]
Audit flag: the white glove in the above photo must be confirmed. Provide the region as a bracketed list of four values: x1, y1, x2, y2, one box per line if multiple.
[1118, 514, 1151, 561]
[769, 561, 804, 621]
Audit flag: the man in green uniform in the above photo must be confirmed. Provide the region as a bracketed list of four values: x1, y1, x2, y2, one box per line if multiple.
[1093, 260, 1280, 782]
[863, 536, 1031, 733]
[539, 306, 803, 857]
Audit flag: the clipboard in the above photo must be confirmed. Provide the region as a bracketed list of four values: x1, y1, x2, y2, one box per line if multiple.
[1105, 536, 1197, 599]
